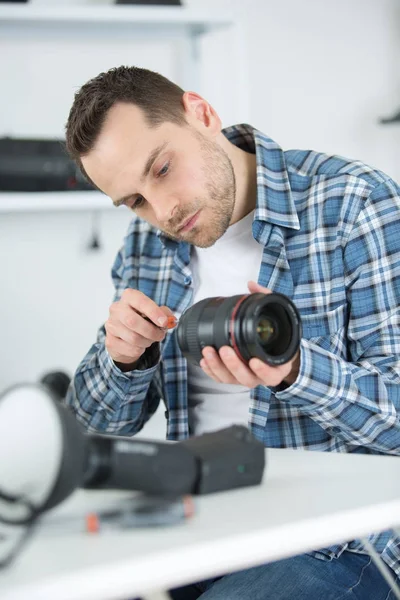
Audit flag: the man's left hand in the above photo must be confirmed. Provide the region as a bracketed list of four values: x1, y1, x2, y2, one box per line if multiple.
[199, 281, 300, 389]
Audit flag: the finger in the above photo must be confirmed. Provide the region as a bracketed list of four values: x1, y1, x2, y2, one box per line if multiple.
[249, 357, 291, 387]
[121, 289, 170, 327]
[218, 346, 261, 388]
[159, 305, 176, 317]
[199, 358, 223, 383]
[106, 318, 164, 347]
[113, 306, 166, 342]
[201, 347, 239, 385]
[159, 306, 178, 329]
[105, 332, 145, 363]
[247, 280, 272, 295]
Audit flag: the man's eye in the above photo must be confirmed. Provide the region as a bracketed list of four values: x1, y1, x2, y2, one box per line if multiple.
[158, 162, 170, 177]
[132, 195, 144, 209]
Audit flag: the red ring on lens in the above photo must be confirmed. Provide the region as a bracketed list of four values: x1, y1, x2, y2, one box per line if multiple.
[228, 295, 249, 364]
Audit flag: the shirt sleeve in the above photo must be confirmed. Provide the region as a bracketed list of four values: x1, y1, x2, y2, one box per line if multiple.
[64, 244, 162, 436]
[275, 179, 400, 455]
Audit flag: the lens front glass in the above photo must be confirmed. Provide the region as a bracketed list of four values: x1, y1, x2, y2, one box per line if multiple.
[256, 317, 277, 345]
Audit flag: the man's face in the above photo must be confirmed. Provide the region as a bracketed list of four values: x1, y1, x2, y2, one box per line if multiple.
[82, 102, 236, 248]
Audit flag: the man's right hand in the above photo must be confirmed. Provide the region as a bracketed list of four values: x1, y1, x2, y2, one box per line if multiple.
[105, 289, 175, 372]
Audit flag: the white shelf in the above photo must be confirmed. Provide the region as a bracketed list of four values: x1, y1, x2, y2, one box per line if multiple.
[0, 3, 233, 32]
[0, 191, 116, 213]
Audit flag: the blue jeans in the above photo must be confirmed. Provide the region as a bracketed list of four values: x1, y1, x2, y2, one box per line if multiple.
[169, 551, 396, 600]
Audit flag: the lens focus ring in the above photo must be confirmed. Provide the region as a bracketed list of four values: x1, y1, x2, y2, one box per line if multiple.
[180, 316, 204, 365]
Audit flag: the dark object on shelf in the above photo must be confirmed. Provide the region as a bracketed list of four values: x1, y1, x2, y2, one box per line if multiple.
[0, 138, 95, 192]
[116, 0, 181, 5]
[379, 108, 400, 125]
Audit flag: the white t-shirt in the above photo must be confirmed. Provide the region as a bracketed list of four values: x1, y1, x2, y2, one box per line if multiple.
[187, 210, 264, 434]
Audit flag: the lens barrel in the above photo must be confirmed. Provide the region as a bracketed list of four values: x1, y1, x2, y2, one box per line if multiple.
[176, 292, 301, 366]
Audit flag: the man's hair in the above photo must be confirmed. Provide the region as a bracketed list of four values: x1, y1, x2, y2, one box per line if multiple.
[65, 65, 186, 180]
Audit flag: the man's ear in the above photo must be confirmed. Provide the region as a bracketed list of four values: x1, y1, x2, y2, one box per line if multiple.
[182, 91, 221, 135]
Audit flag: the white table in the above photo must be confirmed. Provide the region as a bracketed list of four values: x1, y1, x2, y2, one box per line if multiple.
[1, 448, 400, 600]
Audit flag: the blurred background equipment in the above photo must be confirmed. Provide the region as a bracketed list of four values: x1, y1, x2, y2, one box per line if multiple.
[0, 381, 265, 566]
[40, 371, 71, 402]
[0, 138, 95, 192]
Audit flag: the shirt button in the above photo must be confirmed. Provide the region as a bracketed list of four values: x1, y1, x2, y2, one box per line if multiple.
[184, 276, 192, 286]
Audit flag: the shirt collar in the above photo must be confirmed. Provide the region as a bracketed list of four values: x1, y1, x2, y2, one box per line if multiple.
[223, 123, 300, 231]
[158, 123, 300, 250]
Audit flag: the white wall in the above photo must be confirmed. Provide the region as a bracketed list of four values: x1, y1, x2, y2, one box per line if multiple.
[1, 0, 399, 400]
[240, 0, 400, 180]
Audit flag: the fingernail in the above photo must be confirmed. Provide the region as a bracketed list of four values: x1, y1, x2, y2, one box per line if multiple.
[157, 316, 168, 326]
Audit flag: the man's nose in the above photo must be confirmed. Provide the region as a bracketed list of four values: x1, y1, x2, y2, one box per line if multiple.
[152, 196, 178, 225]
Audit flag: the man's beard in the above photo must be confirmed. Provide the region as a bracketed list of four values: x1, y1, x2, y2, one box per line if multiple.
[164, 133, 236, 248]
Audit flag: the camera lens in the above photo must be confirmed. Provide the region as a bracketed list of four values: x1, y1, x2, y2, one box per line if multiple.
[176, 292, 301, 367]
[256, 317, 277, 344]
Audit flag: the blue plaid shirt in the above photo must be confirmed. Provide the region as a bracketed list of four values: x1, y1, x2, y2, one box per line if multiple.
[66, 124, 400, 575]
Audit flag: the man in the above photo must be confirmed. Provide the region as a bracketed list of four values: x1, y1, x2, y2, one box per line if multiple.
[64, 65, 400, 599]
